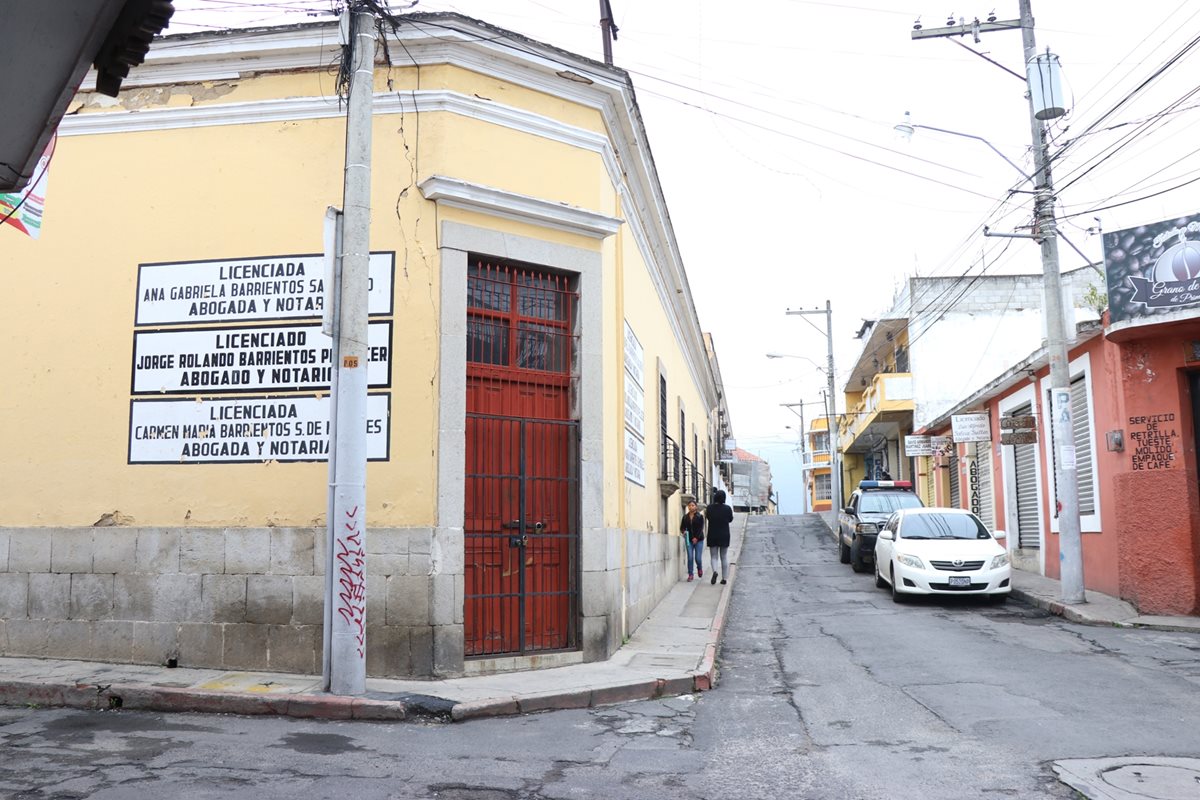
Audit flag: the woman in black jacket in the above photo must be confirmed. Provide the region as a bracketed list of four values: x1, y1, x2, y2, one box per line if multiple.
[679, 499, 705, 581]
[705, 489, 734, 585]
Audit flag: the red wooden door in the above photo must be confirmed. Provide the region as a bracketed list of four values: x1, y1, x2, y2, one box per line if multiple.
[464, 261, 579, 657]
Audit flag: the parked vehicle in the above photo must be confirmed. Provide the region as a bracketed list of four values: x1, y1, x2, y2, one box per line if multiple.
[837, 480, 923, 573]
[872, 507, 1011, 603]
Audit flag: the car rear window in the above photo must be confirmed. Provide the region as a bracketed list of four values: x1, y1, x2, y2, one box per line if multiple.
[860, 493, 924, 514]
[900, 513, 991, 540]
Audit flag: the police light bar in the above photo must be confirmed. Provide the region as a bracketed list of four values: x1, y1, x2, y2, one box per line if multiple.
[859, 480, 913, 489]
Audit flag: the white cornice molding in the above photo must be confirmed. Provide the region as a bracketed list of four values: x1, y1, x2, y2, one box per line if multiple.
[419, 176, 621, 239]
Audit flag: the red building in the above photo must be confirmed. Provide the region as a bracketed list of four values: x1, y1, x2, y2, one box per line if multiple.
[925, 211, 1200, 616]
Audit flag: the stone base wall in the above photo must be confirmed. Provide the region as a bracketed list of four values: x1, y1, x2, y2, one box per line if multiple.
[0, 526, 456, 679]
[580, 527, 680, 661]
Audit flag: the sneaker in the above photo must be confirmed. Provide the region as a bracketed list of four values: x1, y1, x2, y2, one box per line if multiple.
[687, 575, 694, 582]
[698, 568, 703, 578]
[710, 572, 718, 585]
[720, 579, 727, 585]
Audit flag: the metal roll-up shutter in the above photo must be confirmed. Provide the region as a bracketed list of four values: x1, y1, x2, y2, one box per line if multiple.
[974, 441, 995, 531]
[921, 457, 935, 506]
[1071, 376, 1095, 515]
[948, 454, 961, 508]
[1013, 401, 1040, 548]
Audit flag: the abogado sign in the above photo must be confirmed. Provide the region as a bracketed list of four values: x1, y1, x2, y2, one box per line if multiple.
[951, 413, 991, 443]
[904, 435, 932, 457]
[1103, 210, 1200, 323]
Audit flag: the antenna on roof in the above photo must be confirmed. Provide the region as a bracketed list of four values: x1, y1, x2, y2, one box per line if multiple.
[599, 0, 619, 65]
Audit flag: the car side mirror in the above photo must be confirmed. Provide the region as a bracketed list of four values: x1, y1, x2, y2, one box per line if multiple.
[843, 506, 854, 514]
[993, 529, 1007, 541]
[878, 530, 894, 541]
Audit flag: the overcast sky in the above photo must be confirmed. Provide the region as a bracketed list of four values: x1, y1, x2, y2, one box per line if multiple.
[170, 1, 1200, 512]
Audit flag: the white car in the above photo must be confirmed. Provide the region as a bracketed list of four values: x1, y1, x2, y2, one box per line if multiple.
[873, 507, 1011, 603]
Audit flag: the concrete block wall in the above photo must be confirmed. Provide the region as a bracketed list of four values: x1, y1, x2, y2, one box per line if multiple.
[0, 526, 446, 678]
[580, 526, 681, 661]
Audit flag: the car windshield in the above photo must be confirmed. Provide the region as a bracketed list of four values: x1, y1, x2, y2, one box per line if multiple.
[860, 493, 924, 514]
[900, 513, 991, 540]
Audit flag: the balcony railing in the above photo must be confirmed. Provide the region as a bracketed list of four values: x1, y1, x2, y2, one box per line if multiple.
[659, 435, 681, 496]
[682, 456, 697, 499]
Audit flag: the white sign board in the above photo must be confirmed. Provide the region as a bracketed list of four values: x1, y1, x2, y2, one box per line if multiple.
[623, 372, 645, 436]
[931, 435, 955, 455]
[952, 413, 991, 443]
[129, 394, 390, 464]
[622, 321, 644, 389]
[132, 322, 392, 394]
[623, 429, 645, 486]
[622, 320, 646, 485]
[904, 435, 932, 457]
[134, 253, 395, 326]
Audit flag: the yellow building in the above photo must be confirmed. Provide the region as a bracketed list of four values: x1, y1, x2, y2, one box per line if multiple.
[0, 15, 724, 678]
[804, 417, 834, 512]
[837, 320, 915, 502]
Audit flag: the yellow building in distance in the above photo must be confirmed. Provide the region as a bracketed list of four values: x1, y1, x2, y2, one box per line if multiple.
[0, 14, 725, 678]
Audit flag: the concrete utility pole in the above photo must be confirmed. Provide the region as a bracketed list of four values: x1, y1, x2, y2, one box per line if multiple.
[324, 4, 376, 696]
[911, 0, 1084, 604]
[786, 301, 840, 511]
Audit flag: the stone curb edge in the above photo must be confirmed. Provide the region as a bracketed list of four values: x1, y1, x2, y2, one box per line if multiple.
[1010, 588, 1147, 630]
[0, 680, 412, 721]
[692, 513, 748, 692]
[448, 675, 697, 721]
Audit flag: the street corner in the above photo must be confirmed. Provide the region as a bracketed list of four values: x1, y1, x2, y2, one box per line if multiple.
[1053, 756, 1200, 800]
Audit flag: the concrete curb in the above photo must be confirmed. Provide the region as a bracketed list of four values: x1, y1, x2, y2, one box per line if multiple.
[0, 680, 412, 721]
[448, 676, 695, 721]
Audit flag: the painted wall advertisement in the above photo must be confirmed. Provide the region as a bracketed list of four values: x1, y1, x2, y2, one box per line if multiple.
[622, 320, 646, 485]
[1103, 210, 1200, 322]
[129, 252, 396, 464]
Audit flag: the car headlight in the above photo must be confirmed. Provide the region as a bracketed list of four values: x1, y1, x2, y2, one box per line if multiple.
[856, 522, 878, 534]
[990, 553, 1010, 569]
[897, 553, 924, 569]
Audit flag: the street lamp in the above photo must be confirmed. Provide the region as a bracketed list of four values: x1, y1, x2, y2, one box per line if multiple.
[893, 111, 1031, 182]
[765, 353, 826, 372]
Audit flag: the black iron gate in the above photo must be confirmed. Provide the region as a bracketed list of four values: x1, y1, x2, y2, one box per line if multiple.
[464, 413, 580, 657]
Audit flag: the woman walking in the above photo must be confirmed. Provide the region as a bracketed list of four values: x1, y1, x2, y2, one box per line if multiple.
[705, 489, 734, 585]
[679, 500, 705, 582]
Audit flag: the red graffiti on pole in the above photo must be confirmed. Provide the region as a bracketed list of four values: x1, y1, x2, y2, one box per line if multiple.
[336, 505, 366, 659]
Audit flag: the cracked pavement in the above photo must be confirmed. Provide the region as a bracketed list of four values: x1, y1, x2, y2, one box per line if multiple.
[4, 514, 1200, 798]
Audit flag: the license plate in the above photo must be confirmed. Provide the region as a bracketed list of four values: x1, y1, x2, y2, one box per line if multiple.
[948, 575, 971, 587]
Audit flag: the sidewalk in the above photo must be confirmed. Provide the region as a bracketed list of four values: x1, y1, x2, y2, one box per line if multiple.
[0, 516, 747, 724]
[817, 510, 1200, 634]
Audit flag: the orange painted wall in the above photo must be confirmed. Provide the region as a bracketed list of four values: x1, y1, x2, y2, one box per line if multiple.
[1109, 330, 1200, 614]
[980, 327, 1200, 614]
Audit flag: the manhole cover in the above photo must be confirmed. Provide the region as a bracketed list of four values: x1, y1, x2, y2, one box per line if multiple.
[1102, 764, 1200, 797]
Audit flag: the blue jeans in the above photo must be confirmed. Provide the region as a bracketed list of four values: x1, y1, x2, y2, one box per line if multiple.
[686, 537, 704, 576]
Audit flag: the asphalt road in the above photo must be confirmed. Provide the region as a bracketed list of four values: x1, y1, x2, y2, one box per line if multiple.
[4, 513, 1200, 799]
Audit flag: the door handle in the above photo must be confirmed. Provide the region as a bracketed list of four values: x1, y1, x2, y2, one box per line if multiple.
[501, 520, 545, 531]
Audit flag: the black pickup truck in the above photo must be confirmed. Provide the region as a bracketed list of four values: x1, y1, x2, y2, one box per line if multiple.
[837, 480, 924, 573]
